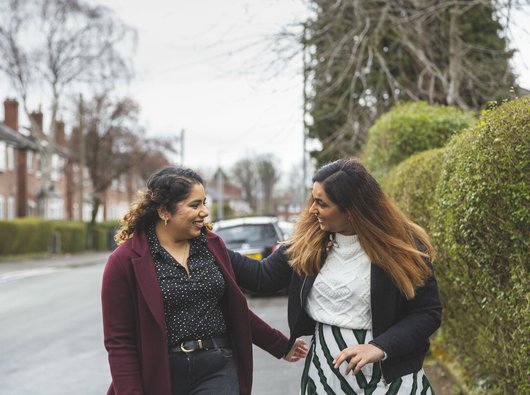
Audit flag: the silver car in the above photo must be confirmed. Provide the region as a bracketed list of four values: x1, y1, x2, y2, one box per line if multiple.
[212, 216, 286, 261]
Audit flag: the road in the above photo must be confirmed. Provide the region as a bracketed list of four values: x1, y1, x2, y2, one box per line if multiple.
[0, 256, 305, 395]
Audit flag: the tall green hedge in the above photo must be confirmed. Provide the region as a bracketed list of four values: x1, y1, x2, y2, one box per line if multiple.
[362, 101, 474, 180]
[0, 219, 120, 256]
[381, 148, 444, 233]
[51, 221, 86, 253]
[435, 97, 529, 393]
[0, 218, 53, 255]
[89, 220, 120, 251]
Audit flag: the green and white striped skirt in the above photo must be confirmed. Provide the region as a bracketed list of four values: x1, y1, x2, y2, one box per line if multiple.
[300, 323, 434, 395]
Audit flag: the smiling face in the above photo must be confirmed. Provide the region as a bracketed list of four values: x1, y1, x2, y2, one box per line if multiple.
[160, 183, 209, 241]
[309, 181, 354, 235]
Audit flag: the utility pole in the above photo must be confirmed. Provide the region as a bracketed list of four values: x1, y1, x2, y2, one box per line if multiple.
[180, 128, 185, 165]
[216, 167, 224, 220]
[78, 94, 85, 221]
[302, 22, 309, 207]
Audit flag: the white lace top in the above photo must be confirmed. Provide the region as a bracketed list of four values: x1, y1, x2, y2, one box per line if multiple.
[305, 233, 372, 329]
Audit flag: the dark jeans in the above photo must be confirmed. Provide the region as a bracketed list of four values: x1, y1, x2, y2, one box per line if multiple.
[169, 347, 239, 395]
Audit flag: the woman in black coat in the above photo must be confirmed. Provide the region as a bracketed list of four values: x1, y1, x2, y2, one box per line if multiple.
[228, 159, 442, 394]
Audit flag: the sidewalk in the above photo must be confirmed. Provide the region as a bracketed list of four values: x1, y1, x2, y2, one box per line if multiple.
[0, 251, 111, 282]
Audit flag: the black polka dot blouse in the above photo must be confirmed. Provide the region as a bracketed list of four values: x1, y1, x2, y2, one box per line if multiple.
[147, 226, 227, 347]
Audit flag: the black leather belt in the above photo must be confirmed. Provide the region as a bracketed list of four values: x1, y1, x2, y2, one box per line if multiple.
[169, 336, 231, 353]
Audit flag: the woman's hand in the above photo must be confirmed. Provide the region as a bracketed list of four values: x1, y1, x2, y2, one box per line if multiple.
[283, 338, 308, 362]
[333, 344, 385, 375]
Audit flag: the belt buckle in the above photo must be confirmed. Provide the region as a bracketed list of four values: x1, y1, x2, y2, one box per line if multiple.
[180, 339, 203, 353]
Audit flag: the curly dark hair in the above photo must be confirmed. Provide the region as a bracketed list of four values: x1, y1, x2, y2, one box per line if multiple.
[115, 166, 204, 244]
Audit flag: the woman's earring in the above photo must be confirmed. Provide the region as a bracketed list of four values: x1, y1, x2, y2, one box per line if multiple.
[164, 218, 168, 226]
[326, 233, 338, 252]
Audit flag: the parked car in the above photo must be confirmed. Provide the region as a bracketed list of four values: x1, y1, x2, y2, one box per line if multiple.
[212, 216, 285, 261]
[213, 216, 288, 296]
[278, 220, 294, 239]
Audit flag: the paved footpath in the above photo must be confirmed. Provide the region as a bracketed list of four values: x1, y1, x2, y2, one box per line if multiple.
[0, 252, 111, 283]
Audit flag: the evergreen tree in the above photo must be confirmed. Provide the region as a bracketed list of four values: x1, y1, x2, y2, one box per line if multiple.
[304, 0, 517, 165]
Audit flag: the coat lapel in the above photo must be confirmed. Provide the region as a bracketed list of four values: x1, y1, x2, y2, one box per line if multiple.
[131, 232, 167, 333]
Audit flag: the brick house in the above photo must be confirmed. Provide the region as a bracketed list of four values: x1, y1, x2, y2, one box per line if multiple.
[0, 98, 144, 221]
[0, 99, 39, 219]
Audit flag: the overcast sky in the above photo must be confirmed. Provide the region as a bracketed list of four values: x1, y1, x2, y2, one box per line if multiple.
[3, 0, 529, 179]
[97, 0, 530, 178]
[92, 0, 309, 178]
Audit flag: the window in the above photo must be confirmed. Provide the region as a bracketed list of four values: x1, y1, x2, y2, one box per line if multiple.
[27, 151, 34, 174]
[51, 154, 60, 181]
[6, 146, 14, 170]
[109, 202, 129, 220]
[216, 224, 278, 245]
[118, 175, 126, 192]
[0, 141, 6, 172]
[47, 197, 64, 219]
[7, 196, 15, 219]
[27, 199, 36, 217]
[0, 194, 5, 219]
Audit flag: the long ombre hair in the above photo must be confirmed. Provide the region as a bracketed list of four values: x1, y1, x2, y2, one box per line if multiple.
[286, 158, 434, 299]
[115, 166, 209, 244]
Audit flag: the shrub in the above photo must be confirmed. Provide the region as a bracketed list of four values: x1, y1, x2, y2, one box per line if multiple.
[90, 226, 108, 251]
[0, 218, 53, 255]
[362, 101, 474, 180]
[381, 148, 444, 234]
[89, 220, 120, 251]
[50, 221, 87, 253]
[434, 97, 529, 393]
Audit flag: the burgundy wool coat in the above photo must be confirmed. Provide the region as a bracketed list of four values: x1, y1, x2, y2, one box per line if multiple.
[101, 230, 290, 395]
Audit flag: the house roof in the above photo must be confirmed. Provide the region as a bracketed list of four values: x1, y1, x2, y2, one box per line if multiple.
[0, 122, 39, 150]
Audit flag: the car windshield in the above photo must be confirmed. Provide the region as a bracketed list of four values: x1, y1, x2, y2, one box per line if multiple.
[216, 224, 278, 245]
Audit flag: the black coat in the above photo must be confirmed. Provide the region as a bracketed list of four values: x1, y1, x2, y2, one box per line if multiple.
[228, 245, 442, 383]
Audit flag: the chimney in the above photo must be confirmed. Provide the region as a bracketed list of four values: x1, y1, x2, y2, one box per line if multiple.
[55, 120, 66, 146]
[70, 126, 80, 148]
[4, 99, 19, 131]
[2, 99, 29, 217]
[30, 108, 44, 136]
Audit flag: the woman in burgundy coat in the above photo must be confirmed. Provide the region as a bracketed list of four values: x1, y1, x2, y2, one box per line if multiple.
[101, 166, 307, 395]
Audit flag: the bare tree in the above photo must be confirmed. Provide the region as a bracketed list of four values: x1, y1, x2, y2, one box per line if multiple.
[232, 158, 257, 212]
[75, 94, 175, 224]
[79, 95, 142, 223]
[256, 155, 280, 215]
[289, 0, 524, 164]
[231, 155, 281, 215]
[0, 0, 135, 215]
[135, 148, 173, 182]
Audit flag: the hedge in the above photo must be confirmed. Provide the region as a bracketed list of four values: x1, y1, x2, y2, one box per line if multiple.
[90, 226, 108, 251]
[89, 220, 120, 251]
[0, 219, 120, 256]
[381, 148, 444, 233]
[51, 221, 87, 254]
[361, 101, 474, 180]
[434, 97, 529, 393]
[0, 218, 53, 255]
